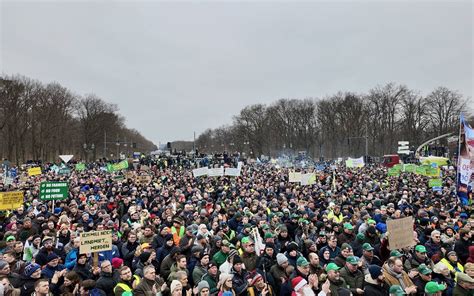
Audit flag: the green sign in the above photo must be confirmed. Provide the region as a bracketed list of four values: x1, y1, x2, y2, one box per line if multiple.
[40, 182, 68, 200]
[107, 160, 129, 172]
[388, 167, 400, 176]
[428, 178, 442, 188]
[404, 164, 417, 173]
[415, 166, 426, 175]
[58, 168, 71, 175]
[76, 163, 86, 171]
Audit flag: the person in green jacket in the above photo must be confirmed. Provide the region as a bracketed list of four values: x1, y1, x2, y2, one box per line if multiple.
[339, 256, 364, 295]
[202, 261, 220, 296]
[212, 240, 232, 267]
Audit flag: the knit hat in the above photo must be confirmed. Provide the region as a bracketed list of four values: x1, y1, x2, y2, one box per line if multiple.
[139, 252, 151, 263]
[197, 281, 210, 293]
[47, 253, 59, 262]
[0, 260, 8, 270]
[276, 253, 288, 265]
[250, 273, 263, 286]
[111, 258, 123, 269]
[170, 280, 182, 293]
[217, 273, 233, 289]
[233, 256, 243, 265]
[164, 234, 173, 241]
[368, 265, 382, 279]
[24, 263, 41, 277]
[291, 276, 307, 292]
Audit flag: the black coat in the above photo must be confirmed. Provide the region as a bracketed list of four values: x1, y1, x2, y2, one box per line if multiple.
[364, 282, 388, 296]
[96, 271, 118, 296]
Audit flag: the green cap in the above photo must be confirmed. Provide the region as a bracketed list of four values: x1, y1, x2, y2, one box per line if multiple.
[264, 232, 274, 239]
[276, 212, 284, 217]
[356, 233, 365, 241]
[343, 223, 354, 230]
[296, 256, 309, 267]
[390, 250, 403, 258]
[261, 224, 270, 230]
[241, 236, 251, 244]
[389, 285, 406, 295]
[243, 223, 252, 229]
[319, 231, 326, 236]
[325, 262, 340, 272]
[415, 245, 427, 253]
[424, 281, 446, 294]
[346, 256, 360, 265]
[368, 219, 376, 225]
[290, 213, 299, 219]
[341, 243, 352, 251]
[418, 264, 432, 275]
[362, 243, 374, 251]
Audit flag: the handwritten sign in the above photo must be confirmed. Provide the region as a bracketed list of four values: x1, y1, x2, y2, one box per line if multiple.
[137, 175, 152, 185]
[387, 216, 415, 250]
[80, 230, 112, 254]
[0, 191, 23, 210]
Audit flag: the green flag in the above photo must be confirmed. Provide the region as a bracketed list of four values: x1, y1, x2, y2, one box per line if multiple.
[428, 178, 442, 188]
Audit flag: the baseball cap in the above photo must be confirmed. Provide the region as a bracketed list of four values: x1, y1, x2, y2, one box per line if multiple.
[325, 262, 340, 272]
[346, 256, 360, 265]
[389, 285, 406, 296]
[424, 282, 446, 295]
[296, 257, 310, 267]
[343, 223, 354, 230]
[362, 243, 374, 251]
[390, 250, 403, 258]
[418, 264, 432, 275]
[415, 245, 427, 253]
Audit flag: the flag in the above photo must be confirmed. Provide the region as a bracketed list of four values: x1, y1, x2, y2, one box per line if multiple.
[457, 114, 473, 205]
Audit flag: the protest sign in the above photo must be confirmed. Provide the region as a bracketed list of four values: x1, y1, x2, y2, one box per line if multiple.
[107, 160, 129, 172]
[80, 230, 112, 254]
[388, 167, 401, 176]
[208, 167, 224, 177]
[193, 167, 209, 178]
[387, 216, 415, 250]
[39, 182, 68, 200]
[0, 191, 23, 210]
[301, 173, 316, 186]
[428, 178, 442, 188]
[58, 168, 71, 175]
[224, 168, 241, 177]
[289, 172, 302, 183]
[137, 175, 152, 185]
[75, 163, 86, 171]
[27, 167, 42, 176]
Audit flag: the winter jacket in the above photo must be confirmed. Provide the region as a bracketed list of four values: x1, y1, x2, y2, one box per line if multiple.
[95, 271, 118, 296]
[363, 273, 389, 296]
[339, 265, 364, 294]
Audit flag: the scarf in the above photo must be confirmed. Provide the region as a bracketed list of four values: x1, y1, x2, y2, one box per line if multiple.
[386, 265, 407, 290]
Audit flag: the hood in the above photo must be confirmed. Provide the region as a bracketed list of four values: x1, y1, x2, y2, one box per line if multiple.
[364, 273, 378, 285]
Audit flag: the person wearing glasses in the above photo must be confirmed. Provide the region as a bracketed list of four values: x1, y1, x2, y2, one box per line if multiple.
[95, 260, 117, 296]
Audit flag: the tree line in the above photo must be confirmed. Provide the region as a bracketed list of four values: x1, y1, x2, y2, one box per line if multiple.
[195, 83, 470, 159]
[0, 75, 157, 164]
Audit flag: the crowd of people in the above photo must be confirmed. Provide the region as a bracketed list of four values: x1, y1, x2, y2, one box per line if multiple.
[0, 154, 472, 296]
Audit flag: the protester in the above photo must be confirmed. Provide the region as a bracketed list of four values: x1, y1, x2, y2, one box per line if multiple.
[0, 154, 471, 296]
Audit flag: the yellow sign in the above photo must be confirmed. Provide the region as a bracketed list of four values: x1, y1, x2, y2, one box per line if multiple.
[80, 230, 112, 254]
[0, 191, 24, 210]
[27, 167, 42, 176]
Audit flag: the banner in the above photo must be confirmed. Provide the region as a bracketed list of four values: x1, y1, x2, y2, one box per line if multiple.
[80, 230, 112, 253]
[193, 167, 209, 178]
[224, 168, 241, 177]
[27, 167, 42, 176]
[457, 115, 474, 205]
[387, 216, 415, 250]
[107, 160, 129, 172]
[0, 191, 23, 210]
[39, 182, 68, 200]
[301, 173, 316, 186]
[289, 172, 302, 183]
[75, 163, 86, 171]
[346, 157, 364, 168]
[428, 178, 442, 188]
[388, 167, 401, 177]
[208, 167, 224, 177]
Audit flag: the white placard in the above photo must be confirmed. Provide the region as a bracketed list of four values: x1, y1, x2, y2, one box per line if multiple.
[208, 167, 224, 177]
[193, 167, 209, 178]
[225, 168, 241, 177]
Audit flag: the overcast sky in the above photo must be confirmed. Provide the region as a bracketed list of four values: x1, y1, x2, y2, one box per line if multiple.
[1, 1, 472, 145]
